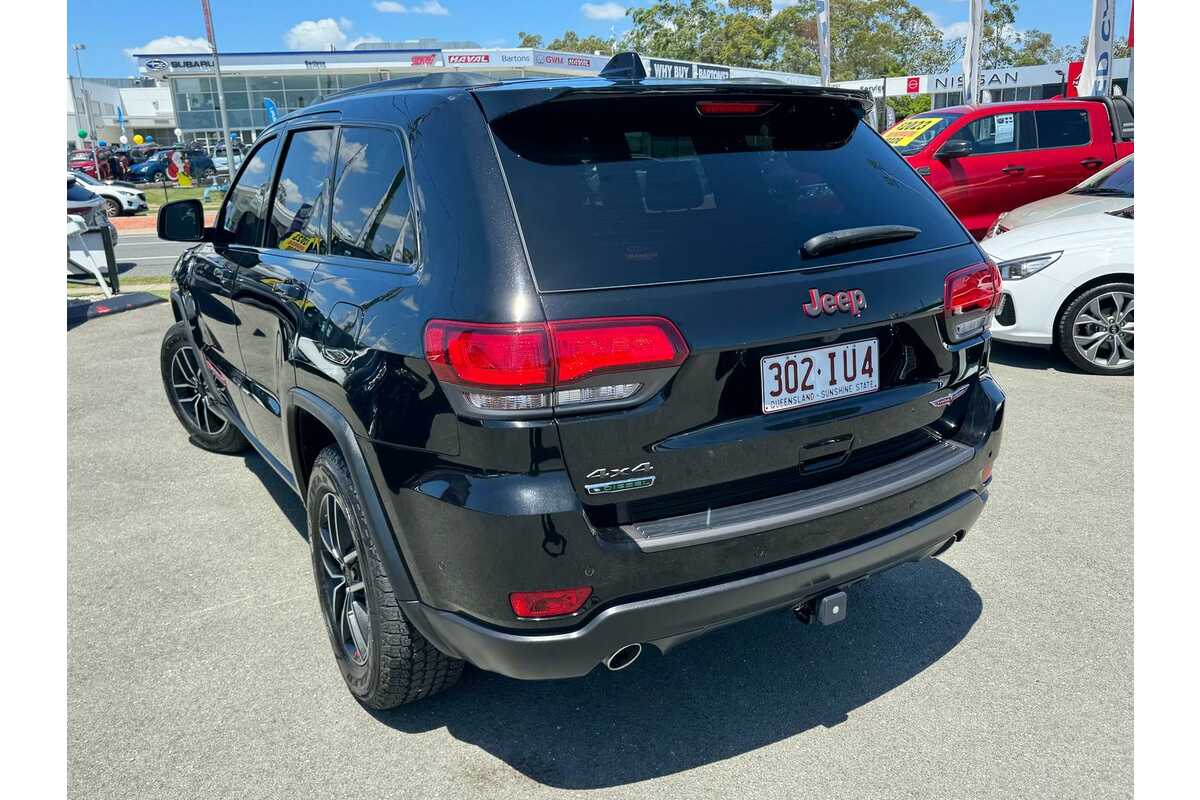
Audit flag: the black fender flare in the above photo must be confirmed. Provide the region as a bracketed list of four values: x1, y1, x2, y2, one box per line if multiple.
[287, 388, 419, 602]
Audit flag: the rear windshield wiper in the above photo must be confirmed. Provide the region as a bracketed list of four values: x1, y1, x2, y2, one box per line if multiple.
[801, 225, 921, 259]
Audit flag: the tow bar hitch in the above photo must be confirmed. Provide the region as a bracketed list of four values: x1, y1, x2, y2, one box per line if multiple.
[794, 590, 848, 626]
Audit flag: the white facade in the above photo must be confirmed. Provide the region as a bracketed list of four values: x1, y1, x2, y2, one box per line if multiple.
[67, 78, 177, 149]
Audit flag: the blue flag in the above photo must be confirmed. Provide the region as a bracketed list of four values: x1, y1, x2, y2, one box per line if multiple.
[263, 97, 278, 124]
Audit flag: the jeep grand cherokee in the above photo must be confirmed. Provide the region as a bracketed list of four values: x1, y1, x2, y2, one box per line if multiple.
[156, 55, 1004, 708]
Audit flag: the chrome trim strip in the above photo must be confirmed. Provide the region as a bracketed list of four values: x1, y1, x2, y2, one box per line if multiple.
[619, 439, 974, 551]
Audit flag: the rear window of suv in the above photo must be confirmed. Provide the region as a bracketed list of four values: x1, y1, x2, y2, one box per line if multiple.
[490, 94, 969, 291]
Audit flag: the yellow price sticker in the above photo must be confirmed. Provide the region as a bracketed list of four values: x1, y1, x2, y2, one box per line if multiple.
[280, 232, 319, 253]
[882, 117, 944, 147]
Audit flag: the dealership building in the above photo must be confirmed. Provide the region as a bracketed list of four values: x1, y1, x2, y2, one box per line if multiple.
[134, 45, 819, 149]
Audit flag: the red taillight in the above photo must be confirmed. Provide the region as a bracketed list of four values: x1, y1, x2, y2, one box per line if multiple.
[549, 317, 688, 383]
[424, 316, 688, 408]
[509, 586, 592, 619]
[943, 261, 1002, 343]
[424, 320, 551, 388]
[696, 100, 777, 116]
[945, 261, 1002, 316]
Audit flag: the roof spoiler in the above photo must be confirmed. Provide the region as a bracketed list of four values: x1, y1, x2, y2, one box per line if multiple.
[600, 51, 648, 80]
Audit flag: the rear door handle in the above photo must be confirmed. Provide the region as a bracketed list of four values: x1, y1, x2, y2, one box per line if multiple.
[1081, 158, 1104, 169]
[1001, 165, 1025, 175]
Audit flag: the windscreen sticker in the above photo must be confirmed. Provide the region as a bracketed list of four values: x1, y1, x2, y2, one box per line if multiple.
[882, 117, 943, 146]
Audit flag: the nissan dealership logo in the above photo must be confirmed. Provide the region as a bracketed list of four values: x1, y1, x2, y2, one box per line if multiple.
[144, 58, 169, 72]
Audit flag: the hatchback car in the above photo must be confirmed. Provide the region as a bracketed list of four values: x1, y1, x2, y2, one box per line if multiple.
[155, 57, 1005, 708]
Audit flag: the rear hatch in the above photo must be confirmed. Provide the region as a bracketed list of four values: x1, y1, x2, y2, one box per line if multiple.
[481, 85, 988, 534]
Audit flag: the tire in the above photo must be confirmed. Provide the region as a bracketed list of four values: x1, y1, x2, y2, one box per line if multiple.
[152, 171, 166, 183]
[201, 167, 216, 179]
[103, 197, 122, 217]
[307, 445, 464, 708]
[159, 321, 247, 453]
[1055, 281, 1134, 375]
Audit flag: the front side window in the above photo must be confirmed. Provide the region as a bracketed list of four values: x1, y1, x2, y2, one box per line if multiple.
[265, 128, 334, 254]
[884, 113, 962, 156]
[329, 127, 417, 265]
[221, 136, 279, 247]
[958, 111, 1035, 154]
[1035, 109, 1091, 149]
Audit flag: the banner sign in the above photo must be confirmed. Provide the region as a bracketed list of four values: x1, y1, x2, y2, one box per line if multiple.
[817, 1, 831, 86]
[1079, 0, 1117, 97]
[646, 58, 731, 81]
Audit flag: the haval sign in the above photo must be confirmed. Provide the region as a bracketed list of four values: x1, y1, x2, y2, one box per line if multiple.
[447, 53, 490, 64]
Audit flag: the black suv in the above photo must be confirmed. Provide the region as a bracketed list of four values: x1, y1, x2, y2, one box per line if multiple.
[157, 59, 1005, 708]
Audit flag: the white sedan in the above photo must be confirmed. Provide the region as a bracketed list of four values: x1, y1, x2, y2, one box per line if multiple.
[983, 207, 1133, 375]
[68, 170, 148, 217]
[986, 154, 1134, 237]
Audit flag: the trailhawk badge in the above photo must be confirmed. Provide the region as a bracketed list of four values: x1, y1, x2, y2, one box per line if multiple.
[584, 462, 655, 495]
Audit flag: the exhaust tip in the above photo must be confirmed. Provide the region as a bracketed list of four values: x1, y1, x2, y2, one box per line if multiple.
[603, 643, 643, 672]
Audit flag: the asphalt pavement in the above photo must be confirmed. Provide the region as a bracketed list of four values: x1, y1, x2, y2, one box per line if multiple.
[67, 304, 1132, 800]
[111, 232, 191, 279]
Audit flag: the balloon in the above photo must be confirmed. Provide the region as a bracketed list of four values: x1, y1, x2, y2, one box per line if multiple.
[98, 141, 107, 147]
[145, 135, 154, 143]
[77, 129, 88, 139]
[119, 135, 128, 145]
[174, 127, 183, 138]
[132, 134, 144, 145]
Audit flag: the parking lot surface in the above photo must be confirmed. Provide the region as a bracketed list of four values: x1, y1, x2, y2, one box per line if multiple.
[68, 304, 1132, 799]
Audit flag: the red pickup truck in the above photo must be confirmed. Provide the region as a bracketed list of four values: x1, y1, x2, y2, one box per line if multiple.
[884, 96, 1134, 239]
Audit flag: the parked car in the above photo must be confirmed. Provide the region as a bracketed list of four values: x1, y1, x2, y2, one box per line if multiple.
[67, 177, 117, 246]
[129, 149, 217, 183]
[211, 144, 244, 173]
[885, 96, 1133, 239]
[155, 63, 1004, 708]
[68, 170, 148, 217]
[983, 207, 1132, 374]
[68, 149, 111, 180]
[986, 153, 1133, 238]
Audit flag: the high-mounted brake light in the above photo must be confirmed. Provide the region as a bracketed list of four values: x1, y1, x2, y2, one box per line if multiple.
[696, 100, 777, 116]
[424, 316, 689, 413]
[510, 586, 592, 619]
[943, 261, 1002, 343]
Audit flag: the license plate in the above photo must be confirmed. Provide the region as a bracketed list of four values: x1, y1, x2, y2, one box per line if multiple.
[760, 338, 879, 414]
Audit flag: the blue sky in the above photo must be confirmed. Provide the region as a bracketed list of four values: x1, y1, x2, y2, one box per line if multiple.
[66, 1, 1133, 78]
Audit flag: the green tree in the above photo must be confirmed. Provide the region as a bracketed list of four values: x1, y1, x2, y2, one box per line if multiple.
[547, 30, 615, 54]
[768, 0, 956, 80]
[976, 1, 1070, 68]
[516, 31, 543, 48]
[887, 94, 931, 121]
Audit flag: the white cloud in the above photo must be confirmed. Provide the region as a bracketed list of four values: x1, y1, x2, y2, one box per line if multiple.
[941, 21, 970, 40]
[373, 1, 449, 14]
[124, 35, 211, 60]
[285, 18, 350, 50]
[582, 2, 626, 21]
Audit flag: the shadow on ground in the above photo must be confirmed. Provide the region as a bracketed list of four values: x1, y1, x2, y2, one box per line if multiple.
[989, 341, 1073, 372]
[368, 558, 981, 790]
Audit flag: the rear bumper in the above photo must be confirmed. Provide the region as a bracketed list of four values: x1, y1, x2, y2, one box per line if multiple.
[403, 488, 986, 680]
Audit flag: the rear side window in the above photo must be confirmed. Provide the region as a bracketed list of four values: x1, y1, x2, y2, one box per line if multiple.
[329, 127, 417, 265]
[490, 95, 970, 291]
[265, 128, 334, 253]
[67, 181, 96, 202]
[1035, 109, 1091, 148]
[222, 137, 279, 247]
[959, 111, 1035, 154]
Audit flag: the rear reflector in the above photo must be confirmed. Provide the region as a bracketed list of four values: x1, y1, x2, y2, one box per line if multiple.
[943, 261, 1002, 342]
[696, 100, 777, 116]
[424, 317, 687, 410]
[510, 586, 592, 619]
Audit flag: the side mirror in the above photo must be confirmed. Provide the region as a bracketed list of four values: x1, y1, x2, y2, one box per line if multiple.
[157, 199, 206, 242]
[936, 139, 973, 159]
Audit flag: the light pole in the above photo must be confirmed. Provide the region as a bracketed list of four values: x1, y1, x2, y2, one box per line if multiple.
[200, 0, 234, 179]
[72, 43, 101, 179]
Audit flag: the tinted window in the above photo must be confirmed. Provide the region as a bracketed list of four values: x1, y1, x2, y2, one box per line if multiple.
[67, 181, 96, 202]
[266, 128, 334, 253]
[1035, 109, 1091, 148]
[958, 111, 1034, 154]
[1074, 157, 1134, 197]
[491, 95, 969, 292]
[222, 136, 279, 247]
[329, 127, 417, 264]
